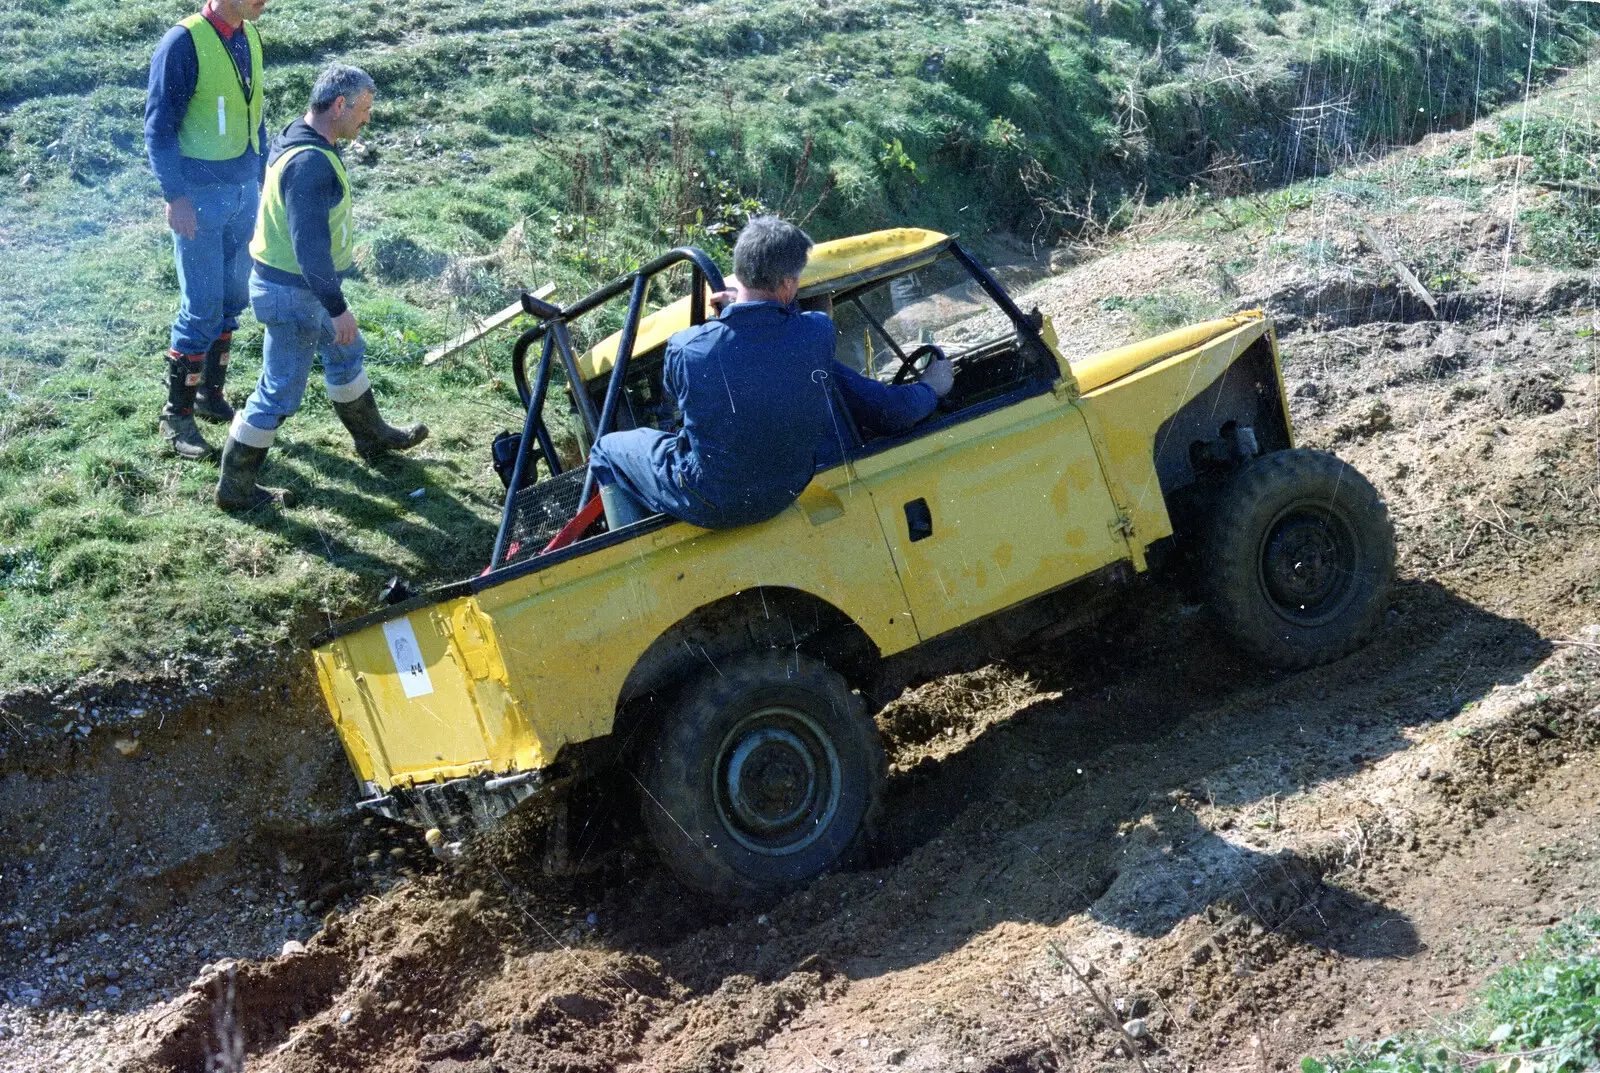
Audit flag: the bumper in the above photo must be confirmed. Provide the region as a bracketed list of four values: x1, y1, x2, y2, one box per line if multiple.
[357, 769, 550, 834]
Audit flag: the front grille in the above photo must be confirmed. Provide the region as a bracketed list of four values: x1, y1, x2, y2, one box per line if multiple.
[504, 464, 589, 562]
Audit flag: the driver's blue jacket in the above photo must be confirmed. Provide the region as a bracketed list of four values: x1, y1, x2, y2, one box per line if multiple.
[587, 300, 938, 529]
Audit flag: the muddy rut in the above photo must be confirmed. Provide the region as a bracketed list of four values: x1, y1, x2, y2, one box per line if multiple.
[3, 125, 1599, 1072]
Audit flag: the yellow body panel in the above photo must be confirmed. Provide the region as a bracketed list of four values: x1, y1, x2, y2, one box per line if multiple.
[849, 394, 1127, 639]
[1069, 313, 1267, 394]
[577, 228, 948, 381]
[1076, 313, 1277, 547]
[315, 463, 919, 790]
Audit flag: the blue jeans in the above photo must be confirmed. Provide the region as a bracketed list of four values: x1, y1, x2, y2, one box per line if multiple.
[234, 274, 368, 447]
[170, 182, 259, 354]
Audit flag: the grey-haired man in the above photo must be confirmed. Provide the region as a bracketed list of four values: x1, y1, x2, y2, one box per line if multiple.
[587, 215, 953, 530]
[217, 63, 427, 511]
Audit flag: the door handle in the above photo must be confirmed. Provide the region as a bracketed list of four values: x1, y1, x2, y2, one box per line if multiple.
[904, 498, 933, 542]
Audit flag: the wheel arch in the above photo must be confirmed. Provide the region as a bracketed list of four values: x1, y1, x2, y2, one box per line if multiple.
[1152, 333, 1293, 543]
[613, 586, 881, 741]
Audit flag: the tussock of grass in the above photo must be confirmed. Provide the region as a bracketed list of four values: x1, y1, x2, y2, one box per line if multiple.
[0, 0, 1595, 690]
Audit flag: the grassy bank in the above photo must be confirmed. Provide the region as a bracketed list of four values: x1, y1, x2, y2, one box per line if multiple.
[1304, 911, 1600, 1073]
[0, 0, 1596, 691]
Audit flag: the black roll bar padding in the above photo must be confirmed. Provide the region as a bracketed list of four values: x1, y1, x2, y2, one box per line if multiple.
[526, 332, 560, 477]
[490, 333, 556, 569]
[510, 247, 726, 413]
[550, 320, 599, 438]
[511, 324, 545, 409]
[520, 288, 561, 319]
[578, 272, 649, 511]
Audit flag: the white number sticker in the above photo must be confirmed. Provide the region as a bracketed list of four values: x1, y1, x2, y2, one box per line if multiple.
[382, 618, 434, 698]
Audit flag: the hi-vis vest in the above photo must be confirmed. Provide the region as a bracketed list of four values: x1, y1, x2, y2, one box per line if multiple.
[176, 14, 264, 161]
[250, 145, 355, 274]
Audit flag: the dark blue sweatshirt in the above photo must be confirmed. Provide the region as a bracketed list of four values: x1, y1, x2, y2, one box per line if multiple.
[144, 20, 267, 200]
[251, 119, 351, 317]
[659, 302, 936, 525]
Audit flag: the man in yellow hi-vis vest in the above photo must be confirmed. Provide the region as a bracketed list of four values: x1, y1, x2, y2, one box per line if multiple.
[217, 64, 428, 511]
[144, 0, 269, 461]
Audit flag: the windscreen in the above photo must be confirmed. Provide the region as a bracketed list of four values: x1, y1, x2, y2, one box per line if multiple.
[828, 251, 1020, 379]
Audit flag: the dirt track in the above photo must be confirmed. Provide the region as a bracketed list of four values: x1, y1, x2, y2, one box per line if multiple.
[2, 122, 1599, 1073]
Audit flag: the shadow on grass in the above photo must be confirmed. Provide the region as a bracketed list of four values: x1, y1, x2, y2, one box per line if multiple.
[232, 438, 500, 584]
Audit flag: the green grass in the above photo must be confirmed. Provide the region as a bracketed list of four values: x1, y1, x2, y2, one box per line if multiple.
[1304, 911, 1600, 1073]
[0, 0, 1595, 690]
[1098, 290, 1223, 334]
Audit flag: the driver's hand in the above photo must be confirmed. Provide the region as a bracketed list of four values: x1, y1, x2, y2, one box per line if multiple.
[920, 355, 954, 397]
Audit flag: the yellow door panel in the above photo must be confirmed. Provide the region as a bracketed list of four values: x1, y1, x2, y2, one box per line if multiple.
[849, 395, 1127, 640]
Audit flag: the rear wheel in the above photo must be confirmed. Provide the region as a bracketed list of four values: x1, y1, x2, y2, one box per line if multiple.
[1203, 449, 1395, 670]
[638, 651, 884, 902]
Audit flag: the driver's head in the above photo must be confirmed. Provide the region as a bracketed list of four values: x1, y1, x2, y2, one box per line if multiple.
[733, 216, 812, 305]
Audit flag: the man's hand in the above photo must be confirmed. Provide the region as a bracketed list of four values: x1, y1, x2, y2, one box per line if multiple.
[331, 310, 360, 347]
[920, 355, 955, 397]
[165, 196, 198, 240]
[708, 289, 737, 314]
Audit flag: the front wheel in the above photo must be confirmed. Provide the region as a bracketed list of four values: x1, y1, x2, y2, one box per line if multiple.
[638, 651, 884, 901]
[1203, 449, 1395, 670]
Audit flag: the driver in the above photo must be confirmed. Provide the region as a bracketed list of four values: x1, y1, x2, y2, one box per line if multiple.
[587, 216, 954, 530]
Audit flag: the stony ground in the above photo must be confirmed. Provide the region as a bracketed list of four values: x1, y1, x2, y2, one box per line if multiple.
[2, 115, 1598, 1073]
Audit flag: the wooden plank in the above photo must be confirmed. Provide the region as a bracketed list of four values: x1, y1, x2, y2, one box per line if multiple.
[1355, 218, 1437, 320]
[423, 283, 555, 366]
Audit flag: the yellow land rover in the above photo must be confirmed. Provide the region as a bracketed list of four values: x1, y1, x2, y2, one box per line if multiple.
[310, 229, 1394, 899]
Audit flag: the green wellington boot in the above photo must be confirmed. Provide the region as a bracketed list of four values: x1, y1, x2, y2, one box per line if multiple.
[215, 428, 295, 512]
[332, 388, 429, 461]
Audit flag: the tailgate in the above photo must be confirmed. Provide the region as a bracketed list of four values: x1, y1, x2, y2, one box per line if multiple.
[311, 596, 541, 791]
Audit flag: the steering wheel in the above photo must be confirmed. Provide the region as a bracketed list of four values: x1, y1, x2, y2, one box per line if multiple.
[891, 342, 947, 385]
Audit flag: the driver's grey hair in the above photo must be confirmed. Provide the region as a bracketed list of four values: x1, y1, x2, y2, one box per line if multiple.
[733, 216, 813, 293]
[310, 64, 376, 114]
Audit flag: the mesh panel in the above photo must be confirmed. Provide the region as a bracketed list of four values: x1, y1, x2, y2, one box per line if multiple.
[504, 465, 590, 562]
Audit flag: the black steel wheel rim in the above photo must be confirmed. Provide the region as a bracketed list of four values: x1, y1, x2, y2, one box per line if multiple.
[1255, 502, 1359, 627]
[714, 705, 843, 857]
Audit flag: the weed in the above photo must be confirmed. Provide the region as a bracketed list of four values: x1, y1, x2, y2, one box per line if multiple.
[1099, 291, 1223, 335]
[1303, 911, 1600, 1073]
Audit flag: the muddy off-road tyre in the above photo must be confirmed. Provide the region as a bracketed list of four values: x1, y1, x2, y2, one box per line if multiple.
[638, 651, 884, 902]
[1204, 449, 1395, 671]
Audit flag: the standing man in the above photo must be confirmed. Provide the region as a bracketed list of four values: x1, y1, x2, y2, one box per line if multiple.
[217, 63, 427, 511]
[145, 0, 269, 461]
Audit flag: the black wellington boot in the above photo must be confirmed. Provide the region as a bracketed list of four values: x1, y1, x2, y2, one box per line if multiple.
[332, 389, 429, 461]
[158, 349, 214, 461]
[194, 332, 236, 424]
[215, 432, 294, 511]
